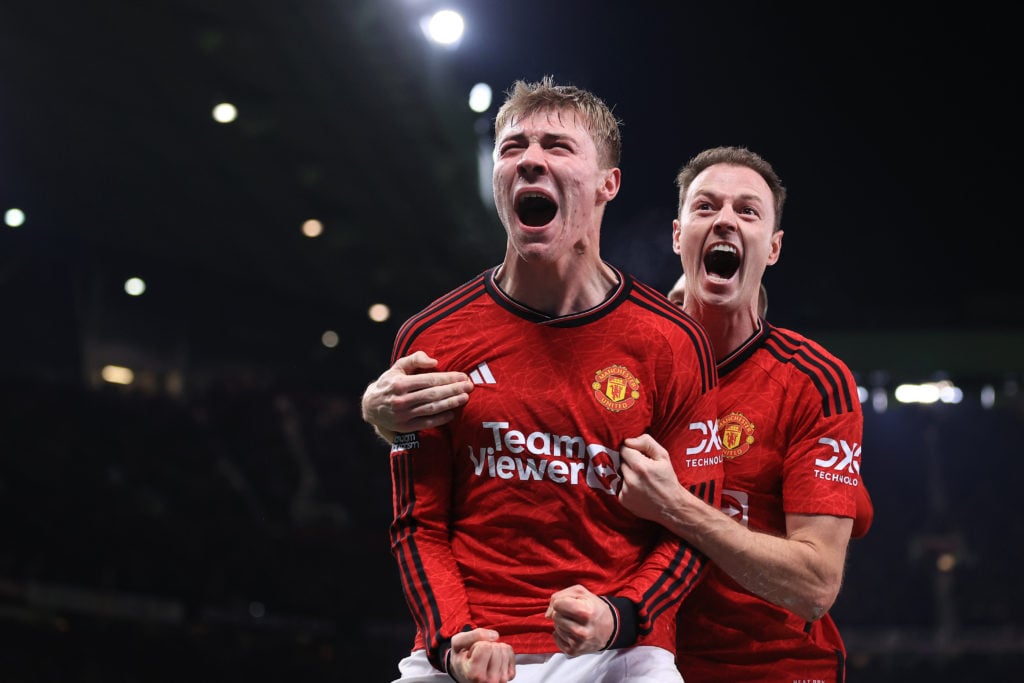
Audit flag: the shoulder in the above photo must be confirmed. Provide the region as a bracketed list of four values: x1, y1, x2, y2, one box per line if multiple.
[763, 324, 851, 370]
[621, 273, 717, 391]
[761, 324, 859, 418]
[623, 274, 709, 338]
[393, 270, 492, 355]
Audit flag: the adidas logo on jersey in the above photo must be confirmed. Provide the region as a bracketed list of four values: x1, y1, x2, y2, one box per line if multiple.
[469, 362, 495, 386]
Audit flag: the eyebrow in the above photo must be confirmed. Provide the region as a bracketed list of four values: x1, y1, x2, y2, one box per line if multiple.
[499, 131, 575, 145]
[692, 189, 766, 206]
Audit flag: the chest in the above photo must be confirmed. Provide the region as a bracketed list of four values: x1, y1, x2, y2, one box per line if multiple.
[442, 326, 659, 449]
[717, 365, 788, 493]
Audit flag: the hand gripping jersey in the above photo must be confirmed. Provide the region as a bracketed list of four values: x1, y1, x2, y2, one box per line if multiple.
[675, 322, 873, 683]
[387, 266, 723, 672]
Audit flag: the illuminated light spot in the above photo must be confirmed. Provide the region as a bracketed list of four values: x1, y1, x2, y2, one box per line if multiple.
[894, 380, 962, 404]
[469, 83, 492, 113]
[870, 388, 888, 414]
[321, 330, 339, 348]
[368, 303, 390, 322]
[422, 9, 464, 46]
[981, 384, 995, 409]
[936, 552, 957, 572]
[102, 365, 134, 385]
[124, 277, 146, 296]
[5, 208, 25, 227]
[302, 219, 323, 238]
[212, 102, 237, 123]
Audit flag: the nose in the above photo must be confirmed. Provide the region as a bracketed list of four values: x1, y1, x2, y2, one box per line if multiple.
[713, 204, 738, 232]
[516, 142, 546, 177]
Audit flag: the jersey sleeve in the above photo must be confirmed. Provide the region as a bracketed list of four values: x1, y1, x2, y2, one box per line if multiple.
[388, 426, 473, 671]
[781, 350, 864, 522]
[852, 479, 874, 538]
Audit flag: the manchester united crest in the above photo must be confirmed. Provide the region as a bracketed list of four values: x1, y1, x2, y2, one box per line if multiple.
[592, 365, 640, 412]
[719, 411, 755, 458]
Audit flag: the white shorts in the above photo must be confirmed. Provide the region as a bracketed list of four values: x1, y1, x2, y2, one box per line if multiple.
[391, 646, 684, 683]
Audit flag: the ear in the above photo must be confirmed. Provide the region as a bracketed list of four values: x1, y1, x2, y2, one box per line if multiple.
[672, 219, 683, 255]
[598, 167, 621, 202]
[766, 230, 784, 266]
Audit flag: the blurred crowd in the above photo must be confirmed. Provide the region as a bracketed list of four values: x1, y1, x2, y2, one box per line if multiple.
[2, 374, 1022, 681]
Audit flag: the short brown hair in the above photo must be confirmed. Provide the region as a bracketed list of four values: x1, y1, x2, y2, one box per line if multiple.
[675, 146, 786, 232]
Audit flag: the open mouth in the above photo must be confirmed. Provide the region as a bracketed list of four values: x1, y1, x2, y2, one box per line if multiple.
[515, 192, 558, 227]
[704, 244, 740, 280]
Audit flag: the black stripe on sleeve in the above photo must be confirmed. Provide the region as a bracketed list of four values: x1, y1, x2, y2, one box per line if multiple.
[628, 279, 717, 394]
[393, 273, 488, 361]
[764, 329, 856, 417]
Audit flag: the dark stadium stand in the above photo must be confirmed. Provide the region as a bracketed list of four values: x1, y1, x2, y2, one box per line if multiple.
[3, 374, 1023, 681]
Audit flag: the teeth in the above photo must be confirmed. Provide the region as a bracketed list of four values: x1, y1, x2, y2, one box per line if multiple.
[709, 244, 737, 254]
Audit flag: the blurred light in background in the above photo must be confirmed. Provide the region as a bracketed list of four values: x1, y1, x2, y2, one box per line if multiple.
[871, 388, 889, 414]
[302, 219, 323, 238]
[321, 330, 339, 348]
[421, 9, 464, 46]
[212, 102, 238, 123]
[981, 384, 995, 409]
[469, 83, 492, 113]
[124, 277, 147, 296]
[894, 380, 962, 405]
[101, 365, 134, 385]
[368, 303, 390, 323]
[5, 208, 25, 227]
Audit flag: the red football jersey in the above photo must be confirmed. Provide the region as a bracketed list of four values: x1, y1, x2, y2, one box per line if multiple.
[387, 266, 723, 668]
[676, 322, 872, 683]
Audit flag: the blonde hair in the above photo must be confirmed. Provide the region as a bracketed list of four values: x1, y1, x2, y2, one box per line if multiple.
[493, 75, 622, 169]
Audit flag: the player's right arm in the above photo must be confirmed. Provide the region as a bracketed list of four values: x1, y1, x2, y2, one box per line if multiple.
[362, 351, 474, 443]
[619, 434, 852, 622]
[390, 422, 480, 673]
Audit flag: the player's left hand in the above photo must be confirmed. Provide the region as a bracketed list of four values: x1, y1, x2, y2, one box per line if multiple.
[545, 584, 614, 656]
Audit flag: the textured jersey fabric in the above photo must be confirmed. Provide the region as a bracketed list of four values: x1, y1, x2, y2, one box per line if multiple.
[675, 321, 872, 683]
[387, 266, 723, 671]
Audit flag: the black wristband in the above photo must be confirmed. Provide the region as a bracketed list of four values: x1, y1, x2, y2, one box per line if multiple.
[599, 596, 639, 649]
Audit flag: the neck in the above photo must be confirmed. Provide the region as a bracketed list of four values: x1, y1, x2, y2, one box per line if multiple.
[496, 256, 619, 317]
[685, 303, 761, 361]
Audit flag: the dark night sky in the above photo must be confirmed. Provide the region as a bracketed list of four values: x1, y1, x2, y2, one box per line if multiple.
[0, 1, 1020, 382]
[440, 2, 1021, 332]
